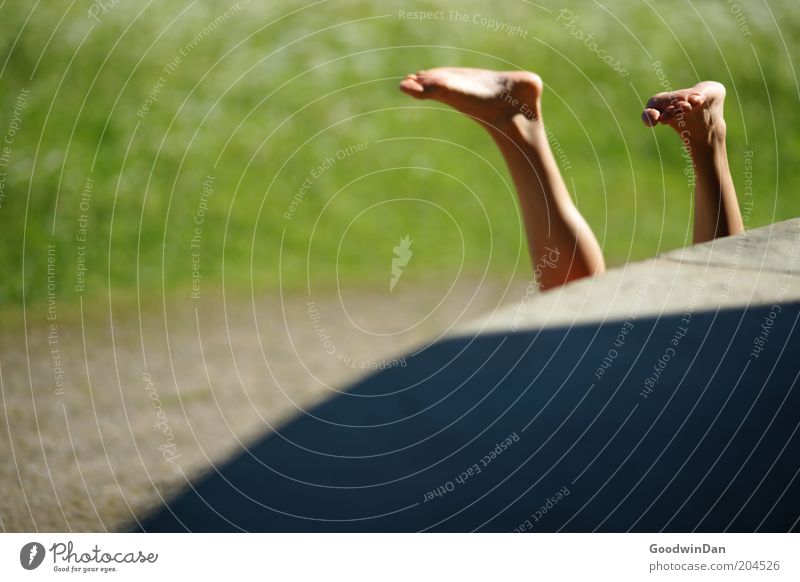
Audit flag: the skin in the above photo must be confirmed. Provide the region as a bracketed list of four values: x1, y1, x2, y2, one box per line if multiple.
[642, 81, 744, 244]
[399, 68, 743, 289]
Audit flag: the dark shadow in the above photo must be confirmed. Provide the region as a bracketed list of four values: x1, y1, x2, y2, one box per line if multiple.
[138, 302, 800, 532]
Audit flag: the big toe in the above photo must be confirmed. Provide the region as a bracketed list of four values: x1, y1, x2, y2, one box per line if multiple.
[642, 107, 660, 126]
[399, 75, 425, 98]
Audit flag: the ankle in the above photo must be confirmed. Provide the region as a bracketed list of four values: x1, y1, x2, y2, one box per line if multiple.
[686, 117, 727, 151]
[490, 113, 546, 145]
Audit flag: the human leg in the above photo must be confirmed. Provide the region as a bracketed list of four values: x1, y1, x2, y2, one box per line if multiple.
[642, 81, 744, 243]
[400, 67, 605, 290]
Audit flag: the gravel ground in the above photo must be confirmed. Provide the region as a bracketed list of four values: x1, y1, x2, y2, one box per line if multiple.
[0, 277, 527, 532]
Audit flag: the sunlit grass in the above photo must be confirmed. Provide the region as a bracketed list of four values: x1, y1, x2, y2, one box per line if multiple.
[0, 0, 797, 306]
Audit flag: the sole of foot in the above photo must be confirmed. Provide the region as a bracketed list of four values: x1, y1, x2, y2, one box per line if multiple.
[641, 81, 727, 145]
[399, 67, 543, 128]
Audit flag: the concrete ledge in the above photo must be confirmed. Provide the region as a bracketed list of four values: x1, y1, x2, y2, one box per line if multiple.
[141, 220, 800, 532]
[462, 218, 800, 334]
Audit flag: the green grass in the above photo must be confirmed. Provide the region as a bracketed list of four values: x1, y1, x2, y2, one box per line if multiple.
[0, 0, 798, 307]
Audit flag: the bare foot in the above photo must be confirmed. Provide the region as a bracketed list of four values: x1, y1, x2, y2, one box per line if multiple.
[643, 80, 743, 242]
[641, 81, 727, 146]
[399, 67, 543, 130]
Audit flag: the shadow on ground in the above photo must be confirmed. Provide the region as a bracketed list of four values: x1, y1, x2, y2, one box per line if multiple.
[138, 302, 800, 532]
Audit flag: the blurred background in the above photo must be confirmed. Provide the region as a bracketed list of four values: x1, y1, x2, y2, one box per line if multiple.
[0, 0, 798, 531]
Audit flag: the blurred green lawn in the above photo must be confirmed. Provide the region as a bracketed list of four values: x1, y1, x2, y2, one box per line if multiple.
[0, 0, 797, 307]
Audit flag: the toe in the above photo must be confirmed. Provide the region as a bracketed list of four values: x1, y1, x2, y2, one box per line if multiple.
[646, 93, 676, 111]
[399, 75, 425, 98]
[642, 107, 660, 126]
[688, 93, 706, 107]
[659, 107, 678, 124]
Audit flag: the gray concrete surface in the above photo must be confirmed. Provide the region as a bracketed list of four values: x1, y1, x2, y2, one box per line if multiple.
[140, 220, 800, 532]
[0, 278, 518, 532]
[3, 220, 798, 532]
[464, 218, 800, 334]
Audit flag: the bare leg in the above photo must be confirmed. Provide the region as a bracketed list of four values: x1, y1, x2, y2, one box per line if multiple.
[400, 67, 605, 291]
[642, 81, 744, 243]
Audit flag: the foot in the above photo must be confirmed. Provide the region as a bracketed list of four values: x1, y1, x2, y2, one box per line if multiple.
[641, 81, 727, 147]
[399, 67, 543, 130]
